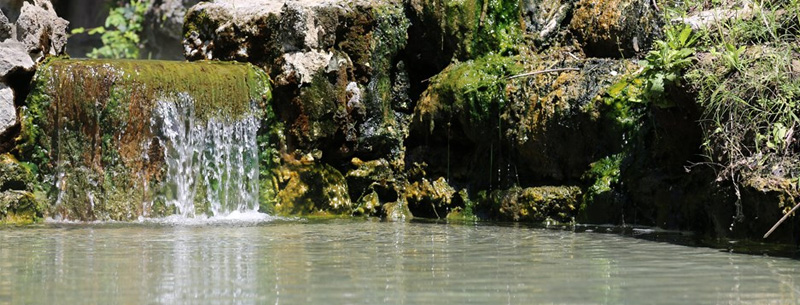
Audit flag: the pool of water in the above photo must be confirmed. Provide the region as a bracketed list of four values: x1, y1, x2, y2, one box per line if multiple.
[1, 218, 798, 304]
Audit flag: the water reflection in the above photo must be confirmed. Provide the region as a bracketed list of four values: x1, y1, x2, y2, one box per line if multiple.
[0, 221, 798, 304]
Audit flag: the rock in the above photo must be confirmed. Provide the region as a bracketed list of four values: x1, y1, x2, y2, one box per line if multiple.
[523, 0, 572, 42]
[0, 9, 12, 40]
[569, 0, 662, 58]
[0, 84, 15, 135]
[0, 154, 41, 224]
[0, 189, 41, 224]
[18, 59, 271, 221]
[406, 0, 524, 63]
[142, 0, 200, 59]
[272, 163, 352, 216]
[410, 54, 628, 186]
[14, 0, 68, 61]
[488, 186, 581, 223]
[184, 0, 412, 165]
[402, 177, 456, 219]
[0, 39, 35, 80]
[0, 153, 33, 191]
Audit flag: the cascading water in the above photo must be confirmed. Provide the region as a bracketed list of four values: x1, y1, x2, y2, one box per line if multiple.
[152, 93, 260, 217]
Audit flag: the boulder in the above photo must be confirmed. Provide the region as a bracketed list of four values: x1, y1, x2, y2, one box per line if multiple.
[0, 39, 35, 80]
[143, 0, 200, 59]
[0, 84, 14, 136]
[409, 54, 630, 187]
[14, 0, 68, 61]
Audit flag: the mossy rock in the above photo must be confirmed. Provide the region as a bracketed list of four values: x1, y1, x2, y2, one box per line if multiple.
[0, 190, 43, 225]
[487, 185, 581, 223]
[408, 0, 523, 62]
[17, 58, 271, 221]
[346, 157, 398, 216]
[414, 54, 523, 141]
[0, 153, 34, 192]
[401, 177, 457, 219]
[273, 162, 352, 216]
[569, 0, 662, 58]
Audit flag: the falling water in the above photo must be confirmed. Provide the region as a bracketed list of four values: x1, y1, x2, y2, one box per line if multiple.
[152, 93, 260, 217]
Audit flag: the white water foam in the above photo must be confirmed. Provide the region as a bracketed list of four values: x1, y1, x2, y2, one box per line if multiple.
[152, 93, 261, 218]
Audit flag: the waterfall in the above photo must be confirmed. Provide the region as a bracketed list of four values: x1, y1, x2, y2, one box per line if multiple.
[152, 93, 260, 217]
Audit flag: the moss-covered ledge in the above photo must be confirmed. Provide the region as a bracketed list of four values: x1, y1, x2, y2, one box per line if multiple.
[16, 58, 271, 221]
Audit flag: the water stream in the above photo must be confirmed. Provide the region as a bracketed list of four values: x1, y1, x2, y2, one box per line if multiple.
[152, 93, 260, 217]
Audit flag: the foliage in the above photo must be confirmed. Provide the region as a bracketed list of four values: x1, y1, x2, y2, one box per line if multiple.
[640, 24, 699, 107]
[71, 0, 149, 59]
[681, 0, 800, 187]
[582, 154, 622, 204]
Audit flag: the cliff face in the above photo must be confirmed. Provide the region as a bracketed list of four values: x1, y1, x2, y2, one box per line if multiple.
[179, 0, 798, 243]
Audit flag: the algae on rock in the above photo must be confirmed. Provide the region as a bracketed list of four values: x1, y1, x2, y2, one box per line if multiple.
[17, 58, 271, 220]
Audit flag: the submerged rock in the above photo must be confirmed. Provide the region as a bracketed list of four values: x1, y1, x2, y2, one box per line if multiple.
[272, 162, 352, 216]
[488, 186, 581, 223]
[18, 59, 271, 221]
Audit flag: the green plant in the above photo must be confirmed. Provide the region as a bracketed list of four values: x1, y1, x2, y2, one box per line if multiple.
[640, 24, 699, 107]
[710, 42, 746, 72]
[71, 0, 149, 59]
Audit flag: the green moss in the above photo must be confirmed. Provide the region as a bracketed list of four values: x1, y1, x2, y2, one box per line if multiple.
[274, 163, 352, 216]
[487, 186, 581, 223]
[416, 54, 522, 135]
[0, 191, 43, 225]
[183, 9, 215, 39]
[445, 189, 477, 221]
[421, 0, 522, 60]
[16, 58, 271, 221]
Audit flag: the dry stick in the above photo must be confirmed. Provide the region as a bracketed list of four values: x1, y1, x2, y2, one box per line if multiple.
[507, 67, 581, 80]
[763, 202, 800, 238]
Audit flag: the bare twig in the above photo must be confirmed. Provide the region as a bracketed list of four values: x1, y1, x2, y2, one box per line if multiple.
[764, 202, 800, 238]
[506, 67, 580, 80]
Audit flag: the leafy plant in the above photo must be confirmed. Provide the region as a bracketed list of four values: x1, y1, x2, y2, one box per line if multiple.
[640, 24, 699, 107]
[710, 42, 746, 72]
[71, 0, 149, 59]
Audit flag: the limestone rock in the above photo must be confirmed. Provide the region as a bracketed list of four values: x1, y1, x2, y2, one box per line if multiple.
[14, 0, 68, 61]
[143, 0, 200, 59]
[0, 9, 12, 41]
[0, 39, 35, 80]
[185, 0, 411, 164]
[0, 84, 15, 136]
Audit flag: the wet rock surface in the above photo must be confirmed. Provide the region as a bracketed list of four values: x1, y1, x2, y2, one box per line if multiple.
[17, 59, 270, 221]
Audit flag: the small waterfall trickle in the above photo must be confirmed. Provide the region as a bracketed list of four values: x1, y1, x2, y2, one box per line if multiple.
[152, 93, 260, 217]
